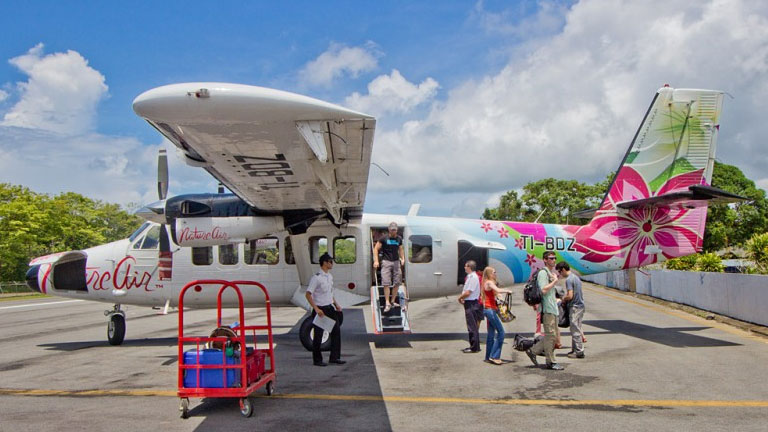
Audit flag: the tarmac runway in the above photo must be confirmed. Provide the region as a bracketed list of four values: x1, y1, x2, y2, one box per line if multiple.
[1, 281, 767, 431]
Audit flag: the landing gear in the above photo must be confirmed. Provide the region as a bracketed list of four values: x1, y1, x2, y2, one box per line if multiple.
[298, 312, 342, 352]
[104, 304, 126, 346]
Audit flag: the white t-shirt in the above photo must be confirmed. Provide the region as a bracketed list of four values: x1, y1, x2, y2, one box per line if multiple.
[307, 271, 334, 306]
[462, 272, 480, 301]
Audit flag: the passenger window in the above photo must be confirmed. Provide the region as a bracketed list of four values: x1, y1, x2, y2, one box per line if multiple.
[333, 236, 356, 264]
[245, 237, 279, 265]
[192, 247, 212, 265]
[309, 236, 328, 264]
[409, 235, 433, 263]
[284, 236, 295, 265]
[218, 244, 238, 265]
[140, 226, 161, 250]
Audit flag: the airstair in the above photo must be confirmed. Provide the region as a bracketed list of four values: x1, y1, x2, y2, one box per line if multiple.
[370, 229, 411, 334]
[370, 284, 411, 334]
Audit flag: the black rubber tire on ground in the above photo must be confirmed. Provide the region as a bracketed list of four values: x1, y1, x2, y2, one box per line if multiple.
[107, 314, 126, 346]
[298, 312, 343, 352]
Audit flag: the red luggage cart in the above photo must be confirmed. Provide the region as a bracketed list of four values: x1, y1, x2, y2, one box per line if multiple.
[177, 280, 276, 418]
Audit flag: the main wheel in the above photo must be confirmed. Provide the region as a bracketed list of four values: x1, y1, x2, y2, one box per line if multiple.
[239, 397, 254, 418]
[107, 314, 126, 346]
[179, 398, 189, 419]
[299, 315, 332, 352]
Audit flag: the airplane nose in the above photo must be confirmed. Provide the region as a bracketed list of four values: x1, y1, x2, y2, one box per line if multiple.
[26, 265, 41, 293]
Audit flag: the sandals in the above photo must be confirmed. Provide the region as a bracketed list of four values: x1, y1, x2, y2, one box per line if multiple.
[489, 358, 503, 365]
[383, 305, 391, 312]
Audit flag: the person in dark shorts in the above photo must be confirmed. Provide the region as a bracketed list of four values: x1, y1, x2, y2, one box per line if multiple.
[373, 222, 404, 312]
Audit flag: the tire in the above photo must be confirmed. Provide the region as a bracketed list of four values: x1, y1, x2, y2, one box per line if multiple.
[266, 381, 275, 396]
[239, 397, 254, 418]
[107, 314, 126, 346]
[298, 312, 342, 352]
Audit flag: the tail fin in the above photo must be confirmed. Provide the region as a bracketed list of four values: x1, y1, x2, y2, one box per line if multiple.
[599, 86, 725, 211]
[571, 87, 731, 269]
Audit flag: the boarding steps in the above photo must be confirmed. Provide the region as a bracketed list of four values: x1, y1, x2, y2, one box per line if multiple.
[370, 285, 411, 334]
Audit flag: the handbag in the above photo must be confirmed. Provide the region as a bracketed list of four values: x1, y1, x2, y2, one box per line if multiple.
[558, 301, 570, 328]
[496, 293, 516, 323]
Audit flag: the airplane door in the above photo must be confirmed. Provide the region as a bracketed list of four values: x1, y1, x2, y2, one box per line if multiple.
[307, 226, 368, 299]
[404, 229, 443, 299]
[457, 241, 489, 285]
[123, 225, 167, 303]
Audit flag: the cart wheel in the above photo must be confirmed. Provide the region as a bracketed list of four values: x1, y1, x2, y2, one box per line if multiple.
[266, 381, 275, 396]
[179, 398, 189, 419]
[239, 397, 254, 417]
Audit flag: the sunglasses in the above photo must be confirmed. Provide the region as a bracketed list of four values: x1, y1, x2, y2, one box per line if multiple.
[545, 257, 557, 260]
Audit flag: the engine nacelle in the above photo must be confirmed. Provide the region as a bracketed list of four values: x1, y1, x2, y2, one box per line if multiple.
[174, 216, 284, 246]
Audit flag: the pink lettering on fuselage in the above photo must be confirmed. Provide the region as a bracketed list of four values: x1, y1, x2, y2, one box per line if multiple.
[86, 256, 153, 292]
[178, 226, 229, 243]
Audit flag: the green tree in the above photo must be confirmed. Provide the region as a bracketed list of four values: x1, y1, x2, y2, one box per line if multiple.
[695, 253, 724, 272]
[665, 254, 698, 271]
[483, 174, 611, 224]
[704, 162, 768, 251]
[745, 232, 768, 274]
[0, 184, 141, 281]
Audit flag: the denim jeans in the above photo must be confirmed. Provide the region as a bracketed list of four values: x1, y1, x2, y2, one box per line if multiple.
[484, 308, 505, 360]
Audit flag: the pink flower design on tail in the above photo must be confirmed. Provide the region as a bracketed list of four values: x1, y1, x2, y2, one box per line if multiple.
[575, 166, 705, 268]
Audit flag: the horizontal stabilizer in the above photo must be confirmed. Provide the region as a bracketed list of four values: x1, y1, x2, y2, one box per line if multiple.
[616, 185, 747, 209]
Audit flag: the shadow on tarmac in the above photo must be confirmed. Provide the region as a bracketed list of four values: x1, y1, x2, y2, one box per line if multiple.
[584, 320, 741, 347]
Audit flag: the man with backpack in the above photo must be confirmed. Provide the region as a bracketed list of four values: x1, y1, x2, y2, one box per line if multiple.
[525, 251, 564, 370]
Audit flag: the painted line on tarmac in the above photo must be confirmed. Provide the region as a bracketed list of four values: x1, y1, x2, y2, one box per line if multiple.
[0, 299, 83, 310]
[583, 285, 768, 344]
[1, 388, 767, 408]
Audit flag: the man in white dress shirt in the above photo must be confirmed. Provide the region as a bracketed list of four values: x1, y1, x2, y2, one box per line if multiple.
[305, 253, 345, 366]
[457, 260, 482, 353]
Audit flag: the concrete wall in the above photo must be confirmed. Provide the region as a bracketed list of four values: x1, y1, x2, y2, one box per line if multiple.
[583, 270, 768, 327]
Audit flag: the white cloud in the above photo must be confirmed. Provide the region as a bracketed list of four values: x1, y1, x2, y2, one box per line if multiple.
[366, 0, 768, 219]
[0, 89, 7, 102]
[344, 69, 439, 116]
[1, 44, 107, 135]
[472, 0, 570, 39]
[0, 45, 214, 207]
[0, 126, 216, 207]
[299, 42, 380, 87]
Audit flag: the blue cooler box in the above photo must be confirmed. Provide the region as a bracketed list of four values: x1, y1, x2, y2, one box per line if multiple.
[183, 349, 240, 388]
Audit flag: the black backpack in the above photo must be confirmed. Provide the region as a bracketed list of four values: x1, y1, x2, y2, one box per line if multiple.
[523, 269, 544, 306]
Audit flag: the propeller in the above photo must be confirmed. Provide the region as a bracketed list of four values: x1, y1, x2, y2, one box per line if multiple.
[156, 149, 172, 281]
[158, 149, 169, 200]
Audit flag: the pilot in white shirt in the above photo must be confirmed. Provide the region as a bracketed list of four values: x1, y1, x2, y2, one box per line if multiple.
[305, 253, 345, 366]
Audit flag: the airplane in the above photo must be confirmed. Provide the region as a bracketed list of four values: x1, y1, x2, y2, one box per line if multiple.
[25, 83, 744, 350]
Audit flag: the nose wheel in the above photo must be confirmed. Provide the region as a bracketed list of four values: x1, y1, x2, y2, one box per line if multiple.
[105, 305, 126, 345]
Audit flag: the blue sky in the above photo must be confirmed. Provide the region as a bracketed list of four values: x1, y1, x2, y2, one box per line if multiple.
[1, 0, 767, 218]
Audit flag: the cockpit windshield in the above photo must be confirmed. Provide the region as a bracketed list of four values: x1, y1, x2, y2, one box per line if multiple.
[128, 222, 151, 242]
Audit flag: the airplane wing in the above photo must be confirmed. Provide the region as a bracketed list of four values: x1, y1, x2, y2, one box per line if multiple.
[132, 83, 376, 224]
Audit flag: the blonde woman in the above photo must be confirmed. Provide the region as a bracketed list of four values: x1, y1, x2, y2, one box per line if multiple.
[481, 266, 513, 365]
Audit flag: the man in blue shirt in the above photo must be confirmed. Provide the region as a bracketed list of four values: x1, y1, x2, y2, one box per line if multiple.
[525, 251, 563, 370]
